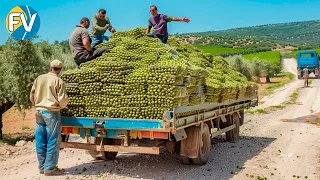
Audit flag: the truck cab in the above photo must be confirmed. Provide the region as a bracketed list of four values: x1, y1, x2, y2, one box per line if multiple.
[297, 50, 320, 79]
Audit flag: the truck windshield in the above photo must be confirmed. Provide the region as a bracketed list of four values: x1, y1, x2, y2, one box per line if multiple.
[300, 53, 314, 58]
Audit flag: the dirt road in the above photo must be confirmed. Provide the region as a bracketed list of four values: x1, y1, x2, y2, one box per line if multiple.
[0, 59, 320, 180]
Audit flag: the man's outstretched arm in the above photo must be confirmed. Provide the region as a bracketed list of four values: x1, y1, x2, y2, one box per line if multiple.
[171, 17, 190, 23]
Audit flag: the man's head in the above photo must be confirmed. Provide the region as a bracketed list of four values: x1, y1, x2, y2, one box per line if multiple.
[150, 5, 158, 16]
[80, 17, 90, 29]
[50, 60, 63, 75]
[98, 9, 106, 20]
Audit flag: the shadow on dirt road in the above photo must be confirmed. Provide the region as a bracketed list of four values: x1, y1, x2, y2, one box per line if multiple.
[64, 136, 275, 180]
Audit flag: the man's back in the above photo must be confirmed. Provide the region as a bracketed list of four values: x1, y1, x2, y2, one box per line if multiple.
[303, 68, 309, 77]
[30, 72, 68, 112]
[69, 26, 90, 58]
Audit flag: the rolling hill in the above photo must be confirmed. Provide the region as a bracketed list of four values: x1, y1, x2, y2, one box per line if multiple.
[175, 20, 320, 49]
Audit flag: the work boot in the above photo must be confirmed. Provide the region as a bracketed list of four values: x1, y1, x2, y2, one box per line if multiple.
[44, 167, 65, 176]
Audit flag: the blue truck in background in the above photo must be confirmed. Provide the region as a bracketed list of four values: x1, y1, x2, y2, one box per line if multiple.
[297, 50, 320, 79]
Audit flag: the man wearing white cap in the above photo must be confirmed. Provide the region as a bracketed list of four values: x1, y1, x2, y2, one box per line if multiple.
[30, 60, 69, 176]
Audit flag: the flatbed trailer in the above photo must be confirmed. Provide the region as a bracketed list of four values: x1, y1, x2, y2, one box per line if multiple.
[60, 96, 258, 165]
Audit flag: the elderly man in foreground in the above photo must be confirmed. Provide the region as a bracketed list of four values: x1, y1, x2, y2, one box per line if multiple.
[30, 60, 69, 176]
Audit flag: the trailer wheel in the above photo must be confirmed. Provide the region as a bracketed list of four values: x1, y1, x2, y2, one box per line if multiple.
[180, 156, 192, 165]
[192, 123, 211, 165]
[86, 137, 118, 160]
[100, 139, 118, 160]
[226, 113, 240, 142]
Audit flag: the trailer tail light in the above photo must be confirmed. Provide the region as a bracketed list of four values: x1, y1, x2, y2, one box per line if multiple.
[72, 127, 80, 134]
[130, 130, 169, 140]
[61, 127, 68, 134]
[61, 127, 79, 135]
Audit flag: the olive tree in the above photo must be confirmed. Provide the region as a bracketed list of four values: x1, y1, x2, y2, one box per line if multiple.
[250, 58, 265, 83]
[0, 38, 45, 139]
[226, 55, 252, 81]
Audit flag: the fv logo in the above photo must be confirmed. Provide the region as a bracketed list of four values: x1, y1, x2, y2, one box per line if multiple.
[6, 5, 40, 40]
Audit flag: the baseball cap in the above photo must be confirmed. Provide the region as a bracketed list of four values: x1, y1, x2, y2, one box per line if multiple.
[50, 60, 63, 68]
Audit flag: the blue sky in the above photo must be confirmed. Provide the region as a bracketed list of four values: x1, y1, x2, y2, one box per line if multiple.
[1, 0, 320, 45]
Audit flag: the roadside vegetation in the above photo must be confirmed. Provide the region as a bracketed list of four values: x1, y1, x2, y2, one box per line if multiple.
[246, 88, 300, 115]
[262, 73, 295, 95]
[0, 38, 74, 140]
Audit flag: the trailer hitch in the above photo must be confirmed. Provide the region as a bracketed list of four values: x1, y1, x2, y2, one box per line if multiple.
[93, 121, 105, 128]
[93, 121, 106, 137]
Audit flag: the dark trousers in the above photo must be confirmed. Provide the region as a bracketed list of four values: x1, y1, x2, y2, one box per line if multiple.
[75, 47, 109, 66]
[146, 33, 168, 44]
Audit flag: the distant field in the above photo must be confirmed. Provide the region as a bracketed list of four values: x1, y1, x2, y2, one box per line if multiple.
[291, 49, 320, 57]
[197, 46, 247, 55]
[243, 51, 281, 71]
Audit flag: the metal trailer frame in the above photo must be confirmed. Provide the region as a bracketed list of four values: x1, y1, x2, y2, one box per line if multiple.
[60, 96, 258, 164]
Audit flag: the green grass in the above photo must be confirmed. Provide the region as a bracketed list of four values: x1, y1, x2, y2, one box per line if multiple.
[262, 73, 295, 95]
[283, 89, 300, 105]
[246, 108, 269, 114]
[21, 125, 31, 130]
[243, 51, 281, 70]
[197, 46, 248, 55]
[0, 133, 35, 145]
[269, 105, 286, 110]
[290, 89, 299, 102]
[245, 119, 252, 124]
[0, 136, 21, 145]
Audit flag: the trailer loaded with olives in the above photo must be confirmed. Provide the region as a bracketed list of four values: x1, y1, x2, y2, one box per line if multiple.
[60, 28, 258, 165]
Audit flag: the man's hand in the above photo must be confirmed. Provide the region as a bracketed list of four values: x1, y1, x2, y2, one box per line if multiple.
[183, 18, 190, 23]
[82, 38, 92, 52]
[110, 28, 116, 33]
[104, 24, 110, 30]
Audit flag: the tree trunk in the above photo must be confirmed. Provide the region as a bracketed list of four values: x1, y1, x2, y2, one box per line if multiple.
[266, 75, 271, 83]
[0, 102, 15, 140]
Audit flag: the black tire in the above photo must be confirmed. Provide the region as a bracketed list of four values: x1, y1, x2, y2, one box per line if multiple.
[100, 138, 118, 160]
[180, 156, 192, 165]
[87, 137, 118, 160]
[226, 113, 240, 142]
[191, 124, 211, 165]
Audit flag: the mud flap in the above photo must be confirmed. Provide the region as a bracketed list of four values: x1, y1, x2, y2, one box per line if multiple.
[180, 127, 200, 158]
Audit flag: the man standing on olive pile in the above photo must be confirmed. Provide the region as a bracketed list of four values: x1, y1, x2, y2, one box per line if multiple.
[90, 9, 116, 48]
[146, 5, 190, 44]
